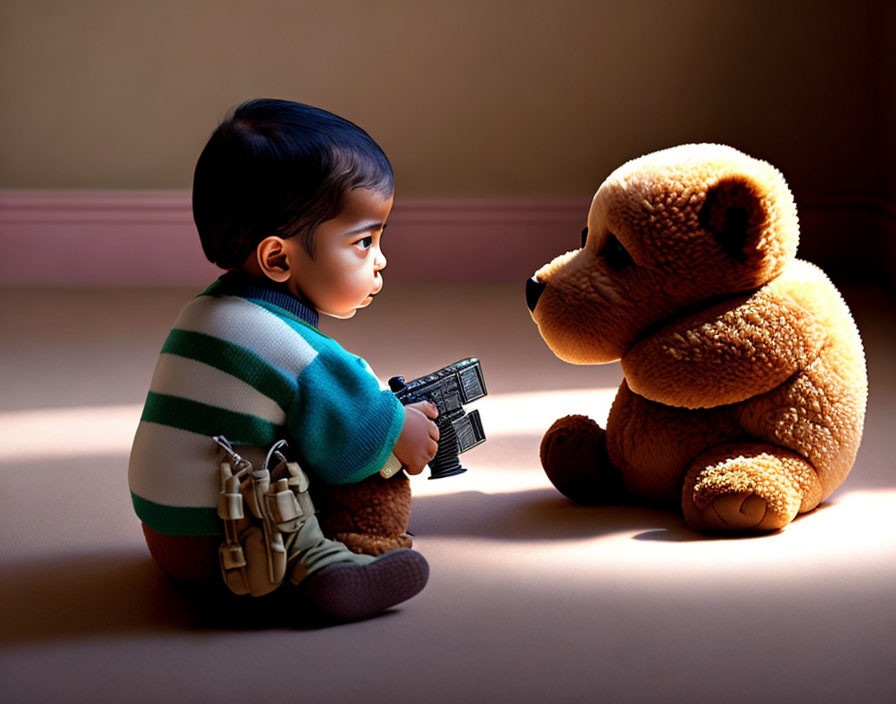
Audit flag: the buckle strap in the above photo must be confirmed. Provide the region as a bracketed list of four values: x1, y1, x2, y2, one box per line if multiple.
[213, 437, 316, 597]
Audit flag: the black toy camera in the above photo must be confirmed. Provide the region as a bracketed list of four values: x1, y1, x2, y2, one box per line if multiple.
[389, 358, 487, 479]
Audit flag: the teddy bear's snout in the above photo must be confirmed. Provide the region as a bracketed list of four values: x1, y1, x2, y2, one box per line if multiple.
[526, 276, 546, 312]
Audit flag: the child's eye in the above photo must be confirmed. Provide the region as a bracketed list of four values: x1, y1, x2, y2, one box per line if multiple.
[356, 236, 373, 250]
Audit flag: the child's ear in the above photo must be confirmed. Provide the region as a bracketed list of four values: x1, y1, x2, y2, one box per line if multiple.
[256, 236, 292, 283]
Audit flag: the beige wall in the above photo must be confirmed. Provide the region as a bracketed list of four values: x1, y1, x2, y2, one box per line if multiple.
[1, 0, 894, 285]
[1, 0, 892, 195]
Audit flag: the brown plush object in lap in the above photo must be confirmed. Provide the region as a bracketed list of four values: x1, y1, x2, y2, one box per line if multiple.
[312, 472, 414, 555]
[527, 144, 867, 534]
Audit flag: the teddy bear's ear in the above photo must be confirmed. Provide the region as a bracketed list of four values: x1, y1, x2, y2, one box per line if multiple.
[698, 175, 766, 264]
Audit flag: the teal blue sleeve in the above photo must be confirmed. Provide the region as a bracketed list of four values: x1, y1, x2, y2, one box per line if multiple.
[287, 344, 405, 485]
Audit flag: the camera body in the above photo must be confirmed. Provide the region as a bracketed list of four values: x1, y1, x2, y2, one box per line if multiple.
[389, 358, 487, 479]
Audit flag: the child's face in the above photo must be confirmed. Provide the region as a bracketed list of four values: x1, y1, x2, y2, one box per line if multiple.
[286, 187, 393, 319]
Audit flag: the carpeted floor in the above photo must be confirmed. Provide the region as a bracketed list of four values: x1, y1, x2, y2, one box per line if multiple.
[1, 283, 894, 703]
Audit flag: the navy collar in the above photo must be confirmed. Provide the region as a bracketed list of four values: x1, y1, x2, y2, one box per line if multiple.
[214, 272, 320, 328]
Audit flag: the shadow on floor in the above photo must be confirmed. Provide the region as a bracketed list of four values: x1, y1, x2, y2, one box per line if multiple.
[0, 547, 415, 645]
[409, 487, 849, 543]
[410, 488, 856, 543]
[0, 489, 852, 645]
[1, 490, 683, 643]
[409, 487, 700, 541]
[0, 551, 198, 645]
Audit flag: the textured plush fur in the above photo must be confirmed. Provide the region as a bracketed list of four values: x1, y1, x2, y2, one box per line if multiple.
[529, 144, 867, 533]
[312, 472, 414, 556]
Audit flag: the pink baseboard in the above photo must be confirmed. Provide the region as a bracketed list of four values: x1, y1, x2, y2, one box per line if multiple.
[0, 190, 591, 286]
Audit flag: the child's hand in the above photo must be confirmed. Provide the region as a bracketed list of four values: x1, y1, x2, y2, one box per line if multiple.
[393, 401, 440, 475]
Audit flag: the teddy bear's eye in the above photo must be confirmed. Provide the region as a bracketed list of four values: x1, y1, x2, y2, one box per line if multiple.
[581, 227, 588, 248]
[602, 233, 634, 271]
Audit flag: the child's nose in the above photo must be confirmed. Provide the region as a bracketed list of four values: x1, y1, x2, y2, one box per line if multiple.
[374, 249, 387, 271]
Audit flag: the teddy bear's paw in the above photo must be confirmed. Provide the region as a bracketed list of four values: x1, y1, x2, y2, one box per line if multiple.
[334, 531, 414, 557]
[540, 415, 619, 504]
[682, 445, 810, 534]
[691, 492, 780, 532]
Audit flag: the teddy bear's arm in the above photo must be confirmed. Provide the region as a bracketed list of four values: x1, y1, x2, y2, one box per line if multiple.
[621, 285, 826, 410]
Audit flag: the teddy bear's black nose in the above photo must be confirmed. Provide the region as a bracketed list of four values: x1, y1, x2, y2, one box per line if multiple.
[526, 276, 546, 312]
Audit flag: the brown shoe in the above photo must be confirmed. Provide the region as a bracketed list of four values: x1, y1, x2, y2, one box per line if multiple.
[297, 549, 429, 623]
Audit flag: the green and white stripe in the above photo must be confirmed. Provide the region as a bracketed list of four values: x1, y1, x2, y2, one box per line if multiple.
[128, 287, 405, 537]
[129, 294, 316, 536]
[170, 293, 319, 374]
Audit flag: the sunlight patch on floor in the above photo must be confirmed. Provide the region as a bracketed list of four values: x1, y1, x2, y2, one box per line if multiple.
[0, 386, 616, 465]
[0, 404, 142, 461]
[470, 387, 616, 435]
[418, 489, 896, 583]
[3, 395, 894, 590]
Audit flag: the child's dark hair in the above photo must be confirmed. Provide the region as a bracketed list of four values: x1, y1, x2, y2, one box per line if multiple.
[193, 98, 393, 269]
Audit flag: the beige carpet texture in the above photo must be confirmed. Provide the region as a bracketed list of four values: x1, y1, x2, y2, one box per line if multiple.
[1, 283, 894, 703]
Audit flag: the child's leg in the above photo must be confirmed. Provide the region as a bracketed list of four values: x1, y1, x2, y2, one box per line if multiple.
[141, 524, 218, 584]
[292, 544, 429, 624]
[142, 518, 428, 622]
[143, 516, 428, 623]
[286, 490, 428, 623]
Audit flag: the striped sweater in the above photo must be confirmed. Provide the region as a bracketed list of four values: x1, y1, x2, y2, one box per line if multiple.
[128, 273, 406, 537]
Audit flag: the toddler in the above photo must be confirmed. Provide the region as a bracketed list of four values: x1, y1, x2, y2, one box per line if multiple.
[128, 99, 439, 622]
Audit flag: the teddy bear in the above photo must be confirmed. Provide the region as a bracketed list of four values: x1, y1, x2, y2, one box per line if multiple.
[311, 472, 414, 556]
[525, 143, 867, 533]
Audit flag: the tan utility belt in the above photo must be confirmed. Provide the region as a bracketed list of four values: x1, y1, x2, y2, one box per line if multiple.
[214, 437, 313, 597]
